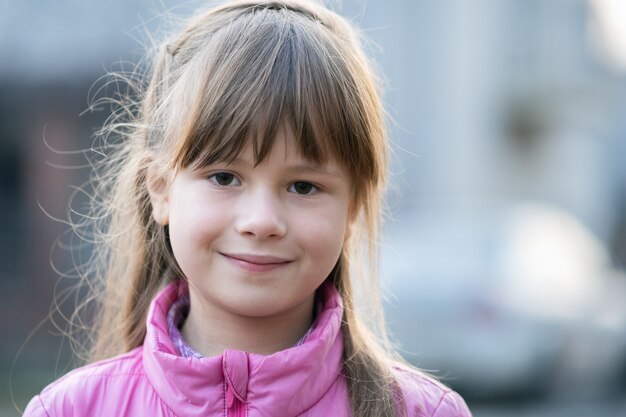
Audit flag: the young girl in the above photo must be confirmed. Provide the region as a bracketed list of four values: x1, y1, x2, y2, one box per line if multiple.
[24, 1, 471, 416]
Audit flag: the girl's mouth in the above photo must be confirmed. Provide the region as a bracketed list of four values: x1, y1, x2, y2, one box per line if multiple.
[220, 252, 292, 273]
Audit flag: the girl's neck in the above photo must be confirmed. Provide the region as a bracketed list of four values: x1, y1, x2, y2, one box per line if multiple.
[180, 293, 315, 357]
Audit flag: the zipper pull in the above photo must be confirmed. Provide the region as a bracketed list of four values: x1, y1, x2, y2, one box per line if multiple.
[226, 380, 246, 417]
[223, 350, 248, 417]
[226, 382, 236, 408]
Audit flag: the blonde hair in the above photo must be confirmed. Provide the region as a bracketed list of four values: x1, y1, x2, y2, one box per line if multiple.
[76, 1, 408, 416]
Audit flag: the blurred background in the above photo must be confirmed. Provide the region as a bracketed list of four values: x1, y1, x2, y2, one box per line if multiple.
[1, 0, 626, 416]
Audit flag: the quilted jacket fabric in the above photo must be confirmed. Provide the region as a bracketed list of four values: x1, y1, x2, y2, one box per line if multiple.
[23, 280, 472, 417]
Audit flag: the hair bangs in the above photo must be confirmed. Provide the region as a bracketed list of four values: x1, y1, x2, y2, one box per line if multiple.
[169, 5, 377, 181]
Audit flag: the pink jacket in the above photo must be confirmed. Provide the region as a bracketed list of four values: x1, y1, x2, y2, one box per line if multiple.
[23, 281, 472, 417]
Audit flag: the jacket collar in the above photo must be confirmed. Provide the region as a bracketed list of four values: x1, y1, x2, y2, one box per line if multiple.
[142, 280, 345, 417]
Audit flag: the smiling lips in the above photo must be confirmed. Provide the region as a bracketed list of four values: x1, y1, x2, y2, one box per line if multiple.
[221, 252, 292, 273]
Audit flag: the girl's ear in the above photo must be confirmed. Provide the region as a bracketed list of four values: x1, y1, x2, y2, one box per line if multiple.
[146, 163, 171, 226]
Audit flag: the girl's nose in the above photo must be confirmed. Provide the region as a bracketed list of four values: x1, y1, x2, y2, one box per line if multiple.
[235, 190, 287, 240]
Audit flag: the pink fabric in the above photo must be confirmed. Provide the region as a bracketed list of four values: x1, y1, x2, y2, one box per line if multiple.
[23, 280, 472, 417]
[167, 287, 203, 359]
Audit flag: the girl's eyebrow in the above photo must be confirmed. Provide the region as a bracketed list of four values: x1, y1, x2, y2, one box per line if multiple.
[284, 164, 344, 178]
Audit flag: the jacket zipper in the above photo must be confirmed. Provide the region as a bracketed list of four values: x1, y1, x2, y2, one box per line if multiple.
[226, 382, 246, 417]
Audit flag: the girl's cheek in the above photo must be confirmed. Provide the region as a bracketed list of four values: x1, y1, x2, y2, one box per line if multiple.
[305, 205, 349, 242]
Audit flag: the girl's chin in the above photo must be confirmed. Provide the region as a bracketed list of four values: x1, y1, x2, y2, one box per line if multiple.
[193, 286, 314, 319]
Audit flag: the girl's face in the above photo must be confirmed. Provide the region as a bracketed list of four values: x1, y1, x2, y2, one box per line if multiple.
[149, 128, 352, 323]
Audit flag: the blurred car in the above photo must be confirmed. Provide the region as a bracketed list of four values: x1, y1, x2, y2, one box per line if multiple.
[381, 202, 626, 400]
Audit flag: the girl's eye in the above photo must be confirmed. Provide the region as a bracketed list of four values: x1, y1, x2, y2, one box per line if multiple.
[209, 172, 240, 187]
[289, 181, 318, 195]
